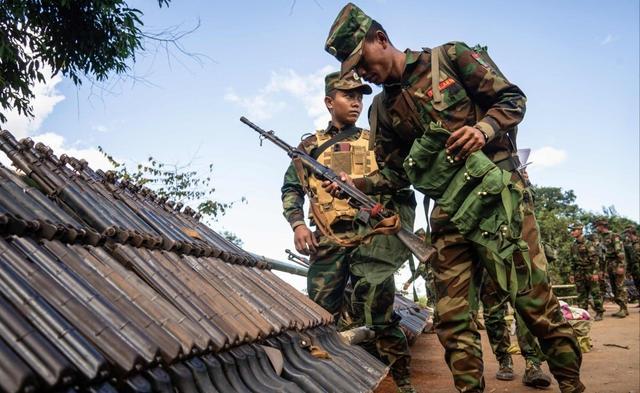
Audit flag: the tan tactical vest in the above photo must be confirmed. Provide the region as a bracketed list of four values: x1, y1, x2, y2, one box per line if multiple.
[307, 129, 378, 232]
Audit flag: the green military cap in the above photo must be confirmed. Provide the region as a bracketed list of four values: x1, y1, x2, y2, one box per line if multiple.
[325, 3, 373, 77]
[623, 225, 637, 234]
[567, 222, 584, 231]
[593, 218, 609, 227]
[325, 70, 372, 96]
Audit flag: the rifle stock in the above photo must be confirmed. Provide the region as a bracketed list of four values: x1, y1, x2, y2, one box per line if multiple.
[240, 116, 436, 264]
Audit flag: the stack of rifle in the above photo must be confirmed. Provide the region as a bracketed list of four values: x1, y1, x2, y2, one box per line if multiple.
[0, 129, 389, 393]
[394, 294, 432, 345]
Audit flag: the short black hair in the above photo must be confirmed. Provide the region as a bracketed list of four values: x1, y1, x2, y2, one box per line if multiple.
[326, 89, 337, 98]
[365, 20, 391, 44]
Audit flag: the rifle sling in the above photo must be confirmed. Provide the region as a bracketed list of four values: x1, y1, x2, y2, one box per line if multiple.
[311, 126, 361, 159]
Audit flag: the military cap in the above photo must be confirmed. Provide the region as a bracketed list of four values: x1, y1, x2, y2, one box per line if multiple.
[623, 225, 637, 234]
[567, 222, 584, 231]
[593, 218, 609, 227]
[325, 3, 373, 76]
[325, 70, 372, 96]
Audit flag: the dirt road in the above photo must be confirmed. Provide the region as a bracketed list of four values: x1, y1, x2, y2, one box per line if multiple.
[376, 303, 639, 392]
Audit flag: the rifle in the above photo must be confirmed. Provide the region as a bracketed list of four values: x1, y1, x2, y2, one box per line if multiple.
[240, 116, 435, 264]
[285, 249, 309, 267]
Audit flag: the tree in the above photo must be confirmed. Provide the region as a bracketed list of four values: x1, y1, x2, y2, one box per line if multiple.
[0, 0, 170, 122]
[99, 147, 245, 244]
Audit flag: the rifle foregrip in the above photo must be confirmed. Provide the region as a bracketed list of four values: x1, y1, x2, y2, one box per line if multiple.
[396, 227, 436, 264]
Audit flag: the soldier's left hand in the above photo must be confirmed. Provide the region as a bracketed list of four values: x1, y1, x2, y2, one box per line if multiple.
[322, 171, 354, 198]
[445, 126, 486, 161]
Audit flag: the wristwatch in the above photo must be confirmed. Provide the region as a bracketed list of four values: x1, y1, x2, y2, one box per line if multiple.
[473, 125, 489, 142]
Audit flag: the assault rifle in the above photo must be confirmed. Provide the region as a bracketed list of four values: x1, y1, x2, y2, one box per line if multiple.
[240, 117, 435, 264]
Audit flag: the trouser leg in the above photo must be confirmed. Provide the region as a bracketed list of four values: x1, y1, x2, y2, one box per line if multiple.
[307, 241, 350, 321]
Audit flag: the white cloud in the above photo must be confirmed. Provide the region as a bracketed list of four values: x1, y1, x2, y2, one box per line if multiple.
[30, 132, 114, 171]
[92, 125, 109, 133]
[600, 34, 617, 46]
[225, 66, 333, 129]
[3, 70, 64, 139]
[529, 146, 567, 168]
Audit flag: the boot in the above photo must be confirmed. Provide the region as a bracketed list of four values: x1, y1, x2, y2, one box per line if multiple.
[612, 306, 627, 318]
[522, 360, 552, 389]
[496, 356, 514, 381]
[594, 312, 603, 321]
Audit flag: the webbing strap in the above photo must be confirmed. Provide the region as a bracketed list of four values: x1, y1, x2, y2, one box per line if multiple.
[431, 46, 443, 105]
[312, 126, 361, 159]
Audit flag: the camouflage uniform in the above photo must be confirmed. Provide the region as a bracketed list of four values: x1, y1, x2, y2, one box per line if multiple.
[569, 230, 605, 315]
[597, 225, 628, 314]
[281, 72, 415, 386]
[405, 257, 437, 308]
[622, 226, 640, 300]
[480, 270, 544, 367]
[324, 4, 583, 393]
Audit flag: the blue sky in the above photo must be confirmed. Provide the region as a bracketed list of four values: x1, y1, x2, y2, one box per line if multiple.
[3, 0, 638, 291]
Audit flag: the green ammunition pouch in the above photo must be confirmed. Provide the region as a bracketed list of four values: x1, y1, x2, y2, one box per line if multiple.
[350, 188, 416, 285]
[403, 122, 530, 299]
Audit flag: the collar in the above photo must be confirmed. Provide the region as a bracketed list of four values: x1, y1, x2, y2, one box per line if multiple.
[383, 49, 423, 90]
[320, 121, 360, 137]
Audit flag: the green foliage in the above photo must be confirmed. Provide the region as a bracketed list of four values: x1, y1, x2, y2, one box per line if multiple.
[0, 0, 170, 122]
[531, 185, 638, 283]
[98, 146, 246, 224]
[219, 230, 244, 247]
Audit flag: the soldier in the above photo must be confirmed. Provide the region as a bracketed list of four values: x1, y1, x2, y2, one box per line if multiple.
[594, 218, 628, 317]
[622, 225, 640, 306]
[568, 223, 605, 320]
[480, 271, 551, 388]
[280, 71, 417, 392]
[323, 4, 583, 392]
[402, 228, 437, 308]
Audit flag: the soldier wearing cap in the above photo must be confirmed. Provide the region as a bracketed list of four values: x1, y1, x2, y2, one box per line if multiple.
[594, 218, 628, 317]
[323, 4, 583, 393]
[280, 71, 417, 392]
[622, 225, 640, 306]
[569, 222, 605, 320]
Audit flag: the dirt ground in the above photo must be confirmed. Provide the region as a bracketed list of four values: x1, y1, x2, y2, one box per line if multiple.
[375, 302, 640, 393]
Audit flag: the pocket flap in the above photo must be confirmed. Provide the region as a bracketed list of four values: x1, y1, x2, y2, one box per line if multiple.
[465, 152, 495, 178]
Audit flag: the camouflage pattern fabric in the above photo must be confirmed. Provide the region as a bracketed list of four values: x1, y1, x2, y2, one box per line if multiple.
[622, 231, 640, 296]
[281, 123, 414, 385]
[598, 231, 628, 308]
[480, 270, 544, 366]
[307, 235, 412, 384]
[405, 258, 437, 308]
[570, 236, 605, 313]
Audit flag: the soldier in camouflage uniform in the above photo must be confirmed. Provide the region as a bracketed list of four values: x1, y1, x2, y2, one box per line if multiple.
[622, 225, 640, 305]
[402, 228, 437, 308]
[569, 222, 605, 320]
[480, 270, 551, 388]
[281, 71, 416, 392]
[323, 4, 583, 392]
[594, 218, 628, 317]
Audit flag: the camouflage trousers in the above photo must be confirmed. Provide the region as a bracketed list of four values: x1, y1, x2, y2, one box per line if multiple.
[430, 184, 583, 393]
[307, 237, 411, 384]
[574, 269, 605, 313]
[605, 258, 628, 309]
[480, 271, 544, 366]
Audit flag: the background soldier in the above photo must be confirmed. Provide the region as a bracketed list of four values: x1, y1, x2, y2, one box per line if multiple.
[280, 71, 417, 392]
[402, 228, 437, 309]
[568, 223, 605, 320]
[622, 225, 640, 305]
[324, 4, 583, 392]
[479, 270, 551, 388]
[594, 218, 628, 317]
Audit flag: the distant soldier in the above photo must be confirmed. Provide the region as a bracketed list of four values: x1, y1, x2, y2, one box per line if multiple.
[622, 225, 640, 304]
[594, 218, 628, 317]
[568, 223, 605, 320]
[480, 270, 551, 388]
[281, 71, 416, 392]
[402, 228, 437, 308]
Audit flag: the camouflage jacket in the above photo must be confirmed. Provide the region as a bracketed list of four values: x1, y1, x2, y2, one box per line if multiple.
[598, 231, 626, 268]
[281, 123, 378, 230]
[570, 236, 600, 275]
[406, 260, 429, 284]
[623, 235, 639, 266]
[362, 42, 527, 193]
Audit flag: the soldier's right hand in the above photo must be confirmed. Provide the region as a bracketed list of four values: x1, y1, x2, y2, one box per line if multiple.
[294, 225, 318, 255]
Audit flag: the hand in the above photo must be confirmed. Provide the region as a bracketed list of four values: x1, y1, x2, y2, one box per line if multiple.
[616, 266, 625, 276]
[403, 282, 411, 291]
[445, 125, 486, 161]
[293, 225, 318, 256]
[568, 275, 575, 284]
[322, 171, 354, 199]
[591, 274, 600, 282]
